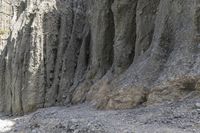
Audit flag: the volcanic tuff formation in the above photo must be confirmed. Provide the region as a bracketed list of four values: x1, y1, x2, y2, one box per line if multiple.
[0, 0, 200, 114]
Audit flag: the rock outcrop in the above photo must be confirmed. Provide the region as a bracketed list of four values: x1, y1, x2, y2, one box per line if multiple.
[0, 0, 12, 53]
[0, 0, 200, 114]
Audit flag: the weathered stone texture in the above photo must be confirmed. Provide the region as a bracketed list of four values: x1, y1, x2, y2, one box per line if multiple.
[0, 0, 200, 114]
[0, 0, 12, 53]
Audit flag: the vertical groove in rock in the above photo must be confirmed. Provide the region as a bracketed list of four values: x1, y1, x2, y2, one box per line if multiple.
[111, 0, 138, 74]
[45, 0, 75, 106]
[87, 0, 115, 80]
[55, 0, 87, 105]
[134, 0, 160, 61]
[0, 0, 200, 114]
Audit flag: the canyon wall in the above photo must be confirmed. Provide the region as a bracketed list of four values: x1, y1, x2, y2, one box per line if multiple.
[0, 0, 12, 53]
[0, 0, 200, 114]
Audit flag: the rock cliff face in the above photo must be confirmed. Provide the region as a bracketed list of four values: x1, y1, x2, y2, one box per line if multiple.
[0, 0, 200, 114]
[0, 0, 12, 53]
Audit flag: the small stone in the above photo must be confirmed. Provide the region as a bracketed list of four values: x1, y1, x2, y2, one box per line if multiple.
[195, 103, 200, 108]
[31, 129, 37, 133]
[197, 109, 200, 113]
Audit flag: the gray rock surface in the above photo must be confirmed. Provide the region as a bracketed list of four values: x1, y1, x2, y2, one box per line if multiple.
[0, 0, 200, 114]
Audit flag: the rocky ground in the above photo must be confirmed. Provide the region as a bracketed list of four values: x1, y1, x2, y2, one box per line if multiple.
[0, 91, 200, 133]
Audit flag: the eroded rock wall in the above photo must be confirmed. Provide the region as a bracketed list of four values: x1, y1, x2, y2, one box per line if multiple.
[0, 0, 12, 53]
[0, 0, 200, 114]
